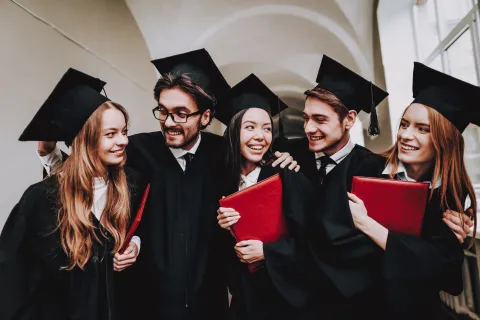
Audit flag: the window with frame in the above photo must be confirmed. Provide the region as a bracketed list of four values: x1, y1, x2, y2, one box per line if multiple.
[414, 0, 480, 188]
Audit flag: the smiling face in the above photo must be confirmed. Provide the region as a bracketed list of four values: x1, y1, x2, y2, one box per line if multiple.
[397, 103, 436, 168]
[158, 87, 211, 150]
[303, 96, 355, 154]
[239, 108, 273, 164]
[98, 107, 129, 166]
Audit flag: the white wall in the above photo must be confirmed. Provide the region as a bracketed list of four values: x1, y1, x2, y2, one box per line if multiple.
[0, 0, 157, 227]
[377, 0, 418, 143]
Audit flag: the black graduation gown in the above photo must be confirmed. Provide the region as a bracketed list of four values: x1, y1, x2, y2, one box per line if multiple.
[377, 178, 464, 319]
[225, 166, 314, 320]
[0, 168, 145, 320]
[276, 138, 318, 186]
[124, 131, 229, 320]
[279, 138, 387, 318]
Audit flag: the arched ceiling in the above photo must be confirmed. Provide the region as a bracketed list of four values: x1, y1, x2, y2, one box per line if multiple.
[125, 0, 378, 138]
[125, 0, 375, 75]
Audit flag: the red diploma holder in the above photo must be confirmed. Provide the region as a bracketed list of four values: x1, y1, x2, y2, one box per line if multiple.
[119, 184, 151, 254]
[351, 176, 429, 236]
[219, 174, 285, 272]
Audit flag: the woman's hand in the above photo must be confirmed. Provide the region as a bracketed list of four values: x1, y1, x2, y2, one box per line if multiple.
[234, 240, 264, 263]
[114, 242, 139, 272]
[272, 151, 300, 172]
[217, 207, 240, 230]
[443, 208, 474, 244]
[347, 192, 369, 230]
[347, 192, 388, 250]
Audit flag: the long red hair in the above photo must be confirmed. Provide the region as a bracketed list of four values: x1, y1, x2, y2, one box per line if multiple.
[383, 104, 477, 242]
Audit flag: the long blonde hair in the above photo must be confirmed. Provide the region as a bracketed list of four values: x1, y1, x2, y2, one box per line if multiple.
[383, 104, 477, 242]
[57, 101, 131, 270]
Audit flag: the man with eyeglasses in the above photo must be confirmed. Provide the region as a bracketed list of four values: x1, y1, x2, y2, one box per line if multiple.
[37, 49, 297, 320]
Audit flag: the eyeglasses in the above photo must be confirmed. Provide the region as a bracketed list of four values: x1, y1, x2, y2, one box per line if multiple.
[152, 106, 202, 123]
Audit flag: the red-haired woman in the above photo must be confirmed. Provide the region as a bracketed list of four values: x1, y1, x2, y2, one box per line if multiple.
[349, 63, 477, 319]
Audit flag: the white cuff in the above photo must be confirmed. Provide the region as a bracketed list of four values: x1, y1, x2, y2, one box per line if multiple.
[131, 236, 141, 256]
[36, 146, 63, 175]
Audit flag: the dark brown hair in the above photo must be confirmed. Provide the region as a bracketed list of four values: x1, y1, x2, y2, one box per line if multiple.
[304, 87, 349, 121]
[224, 109, 274, 189]
[154, 73, 215, 128]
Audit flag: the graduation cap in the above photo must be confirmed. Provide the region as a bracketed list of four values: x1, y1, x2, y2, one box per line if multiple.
[214, 73, 288, 126]
[315, 55, 389, 135]
[151, 48, 231, 106]
[19, 68, 109, 145]
[412, 62, 480, 133]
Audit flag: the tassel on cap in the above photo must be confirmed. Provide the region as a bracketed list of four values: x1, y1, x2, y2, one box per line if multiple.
[368, 82, 380, 136]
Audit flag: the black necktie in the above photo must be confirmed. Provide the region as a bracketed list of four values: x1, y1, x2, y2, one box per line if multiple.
[317, 155, 333, 185]
[183, 153, 194, 172]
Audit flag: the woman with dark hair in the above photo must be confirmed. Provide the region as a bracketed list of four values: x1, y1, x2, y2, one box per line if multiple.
[347, 63, 478, 319]
[216, 74, 313, 319]
[0, 69, 145, 320]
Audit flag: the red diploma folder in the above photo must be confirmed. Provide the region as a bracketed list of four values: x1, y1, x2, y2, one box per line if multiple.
[119, 184, 151, 254]
[219, 173, 285, 272]
[351, 176, 429, 236]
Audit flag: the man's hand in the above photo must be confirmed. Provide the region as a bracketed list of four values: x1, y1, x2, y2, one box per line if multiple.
[37, 141, 57, 156]
[114, 242, 139, 272]
[272, 151, 300, 172]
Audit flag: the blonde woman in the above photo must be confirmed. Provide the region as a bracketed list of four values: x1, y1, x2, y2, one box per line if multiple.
[0, 69, 145, 320]
[349, 63, 477, 319]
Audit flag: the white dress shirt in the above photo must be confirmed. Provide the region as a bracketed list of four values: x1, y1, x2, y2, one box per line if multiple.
[168, 133, 202, 171]
[37, 147, 141, 252]
[315, 138, 356, 174]
[238, 166, 262, 191]
[382, 161, 441, 189]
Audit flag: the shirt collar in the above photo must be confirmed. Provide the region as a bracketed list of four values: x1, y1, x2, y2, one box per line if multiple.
[93, 177, 107, 190]
[382, 161, 441, 189]
[315, 138, 355, 164]
[240, 166, 261, 186]
[169, 133, 202, 159]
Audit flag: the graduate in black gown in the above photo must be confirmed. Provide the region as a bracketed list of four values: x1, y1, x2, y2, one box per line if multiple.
[348, 62, 478, 319]
[0, 68, 145, 320]
[215, 74, 313, 319]
[275, 56, 388, 317]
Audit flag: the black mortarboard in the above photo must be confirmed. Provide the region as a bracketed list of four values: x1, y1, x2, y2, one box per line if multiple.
[412, 62, 480, 132]
[214, 73, 288, 126]
[19, 68, 109, 145]
[151, 48, 231, 105]
[315, 55, 389, 135]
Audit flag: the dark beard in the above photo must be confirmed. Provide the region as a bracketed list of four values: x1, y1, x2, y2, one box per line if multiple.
[168, 132, 200, 149]
[163, 120, 202, 149]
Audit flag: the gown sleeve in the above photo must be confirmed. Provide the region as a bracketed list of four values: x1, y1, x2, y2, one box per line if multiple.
[262, 169, 314, 308]
[0, 184, 49, 320]
[382, 198, 464, 313]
